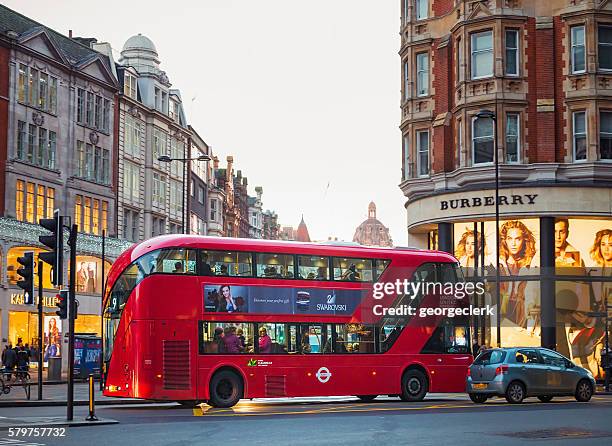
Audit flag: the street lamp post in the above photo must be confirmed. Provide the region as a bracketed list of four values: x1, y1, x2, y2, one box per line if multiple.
[158, 154, 211, 234]
[475, 109, 501, 347]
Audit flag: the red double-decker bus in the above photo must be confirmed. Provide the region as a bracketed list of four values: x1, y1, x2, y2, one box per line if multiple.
[103, 235, 472, 407]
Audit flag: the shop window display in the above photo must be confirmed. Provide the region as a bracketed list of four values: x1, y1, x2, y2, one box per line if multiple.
[454, 217, 612, 378]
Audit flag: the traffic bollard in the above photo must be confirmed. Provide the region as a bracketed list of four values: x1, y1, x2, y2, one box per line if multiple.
[86, 373, 98, 421]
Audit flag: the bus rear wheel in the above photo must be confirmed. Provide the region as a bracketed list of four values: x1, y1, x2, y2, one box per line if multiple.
[209, 370, 243, 408]
[356, 395, 378, 402]
[400, 369, 428, 402]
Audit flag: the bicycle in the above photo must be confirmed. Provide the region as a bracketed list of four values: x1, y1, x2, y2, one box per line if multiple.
[0, 367, 31, 398]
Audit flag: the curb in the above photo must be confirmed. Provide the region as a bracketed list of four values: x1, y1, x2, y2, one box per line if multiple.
[0, 418, 119, 430]
[0, 399, 157, 408]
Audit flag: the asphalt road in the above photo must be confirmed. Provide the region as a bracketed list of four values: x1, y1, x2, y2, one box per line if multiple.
[1, 393, 612, 446]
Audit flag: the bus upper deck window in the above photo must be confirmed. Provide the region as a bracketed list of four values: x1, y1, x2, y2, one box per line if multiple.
[204, 250, 252, 277]
[332, 258, 373, 282]
[375, 259, 391, 280]
[256, 253, 295, 279]
[140, 249, 196, 275]
[297, 256, 328, 280]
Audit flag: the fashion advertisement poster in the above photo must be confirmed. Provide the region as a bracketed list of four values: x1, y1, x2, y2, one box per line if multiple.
[76, 259, 98, 293]
[43, 315, 62, 365]
[454, 217, 611, 378]
[203, 284, 362, 316]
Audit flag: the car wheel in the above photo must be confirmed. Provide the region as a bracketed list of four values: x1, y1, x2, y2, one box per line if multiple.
[400, 369, 428, 402]
[537, 395, 553, 403]
[356, 395, 378, 402]
[505, 381, 525, 404]
[209, 370, 243, 408]
[469, 393, 488, 404]
[575, 380, 593, 402]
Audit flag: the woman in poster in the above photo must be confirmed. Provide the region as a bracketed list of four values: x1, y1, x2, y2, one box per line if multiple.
[86, 262, 96, 293]
[571, 228, 612, 378]
[219, 285, 238, 313]
[44, 317, 61, 361]
[498, 220, 538, 331]
[455, 229, 494, 273]
[77, 262, 88, 293]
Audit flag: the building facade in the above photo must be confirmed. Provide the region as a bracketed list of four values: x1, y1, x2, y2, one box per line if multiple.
[0, 5, 131, 369]
[399, 0, 611, 377]
[188, 126, 210, 235]
[263, 210, 281, 240]
[207, 156, 225, 237]
[248, 186, 264, 239]
[114, 34, 190, 241]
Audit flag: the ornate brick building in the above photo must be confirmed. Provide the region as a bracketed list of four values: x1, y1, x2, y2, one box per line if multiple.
[399, 0, 611, 372]
[352, 202, 393, 247]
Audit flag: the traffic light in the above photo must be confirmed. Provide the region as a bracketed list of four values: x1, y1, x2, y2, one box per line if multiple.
[16, 251, 34, 305]
[56, 289, 68, 319]
[39, 209, 63, 286]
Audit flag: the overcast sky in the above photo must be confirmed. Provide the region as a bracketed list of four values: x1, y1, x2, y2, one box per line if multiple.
[5, 0, 406, 244]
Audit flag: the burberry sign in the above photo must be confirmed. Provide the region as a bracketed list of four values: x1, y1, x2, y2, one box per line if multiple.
[440, 194, 538, 211]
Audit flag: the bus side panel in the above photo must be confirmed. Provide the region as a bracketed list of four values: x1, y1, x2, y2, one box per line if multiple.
[198, 355, 401, 399]
[151, 319, 198, 402]
[129, 320, 154, 399]
[104, 317, 131, 398]
[417, 354, 472, 392]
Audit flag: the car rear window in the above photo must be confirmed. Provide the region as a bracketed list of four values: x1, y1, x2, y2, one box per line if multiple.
[473, 350, 506, 365]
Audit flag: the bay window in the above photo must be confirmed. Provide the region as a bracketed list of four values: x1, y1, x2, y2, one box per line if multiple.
[416, 52, 429, 97]
[505, 30, 519, 76]
[571, 26, 586, 74]
[471, 31, 494, 79]
[416, 130, 430, 176]
[506, 113, 520, 163]
[472, 116, 494, 164]
[573, 111, 587, 161]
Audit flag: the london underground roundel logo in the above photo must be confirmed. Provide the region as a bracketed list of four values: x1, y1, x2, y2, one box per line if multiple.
[316, 367, 331, 383]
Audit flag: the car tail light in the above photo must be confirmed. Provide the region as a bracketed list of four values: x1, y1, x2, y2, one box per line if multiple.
[467, 368, 471, 377]
[495, 364, 509, 375]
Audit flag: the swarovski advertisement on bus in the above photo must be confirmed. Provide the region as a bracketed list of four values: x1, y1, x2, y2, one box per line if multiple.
[203, 284, 363, 315]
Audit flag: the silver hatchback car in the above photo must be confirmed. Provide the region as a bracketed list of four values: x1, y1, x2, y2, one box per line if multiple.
[466, 347, 596, 404]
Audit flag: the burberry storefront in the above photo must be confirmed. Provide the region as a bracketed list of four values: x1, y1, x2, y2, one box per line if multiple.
[405, 185, 612, 379]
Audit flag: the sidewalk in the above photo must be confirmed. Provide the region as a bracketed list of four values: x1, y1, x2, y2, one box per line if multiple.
[0, 381, 152, 407]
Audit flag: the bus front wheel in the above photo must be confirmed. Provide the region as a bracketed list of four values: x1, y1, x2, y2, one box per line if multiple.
[400, 369, 428, 402]
[209, 370, 243, 408]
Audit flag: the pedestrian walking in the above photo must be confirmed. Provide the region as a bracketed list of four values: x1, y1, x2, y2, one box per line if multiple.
[2, 344, 17, 379]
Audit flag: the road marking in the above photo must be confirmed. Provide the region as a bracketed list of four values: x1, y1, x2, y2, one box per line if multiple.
[191, 394, 612, 417]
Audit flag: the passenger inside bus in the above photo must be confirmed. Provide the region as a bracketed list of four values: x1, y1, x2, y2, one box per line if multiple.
[301, 332, 311, 354]
[172, 262, 184, 273]
[201, 253, 213, 276]
[341, 264, 361, 281]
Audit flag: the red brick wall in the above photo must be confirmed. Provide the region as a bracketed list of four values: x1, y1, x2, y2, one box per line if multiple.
[0, 44, 9, 216]
[432, 0, 455, 16]
[534, 20, 556, 163]
[432, 39, 453, 173]
[525, 18, 538, 164]
[554, 16, 567, 162]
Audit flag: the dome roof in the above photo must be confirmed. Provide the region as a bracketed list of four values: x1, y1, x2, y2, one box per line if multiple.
[122, 33, 157, 54]
[352, 202, 393, 247]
